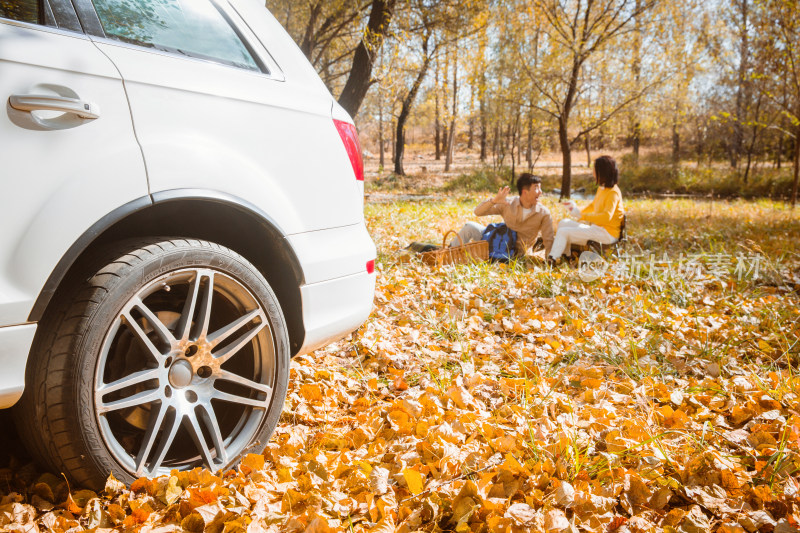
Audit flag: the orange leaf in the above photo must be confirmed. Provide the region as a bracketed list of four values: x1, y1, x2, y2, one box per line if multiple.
[240, 453, 265, 475]
[123, 507, 151, 527]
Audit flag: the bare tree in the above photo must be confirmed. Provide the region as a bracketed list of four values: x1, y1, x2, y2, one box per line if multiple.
[392, 0, 486, 175]
[523, 0, 659, 199]
[394, 34, 433, 175]
[339, 0, 398, 116]
[444, 40, 459, 172]
[267, 0, 396, 117]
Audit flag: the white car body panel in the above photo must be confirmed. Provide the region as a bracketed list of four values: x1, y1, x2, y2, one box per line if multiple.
[286, 223, 376, 286]
[298, 271, 376, 355]
[90, 0, 362, 235]
[0, 324, 37, 408]
[0, 21, 148, 326]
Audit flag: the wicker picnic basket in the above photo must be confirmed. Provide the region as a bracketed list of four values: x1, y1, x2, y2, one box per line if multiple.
[420, 230, 489, 267]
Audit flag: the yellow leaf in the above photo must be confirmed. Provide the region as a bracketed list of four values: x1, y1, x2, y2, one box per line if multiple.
[240, 453, 265, 474]
[543, 336, 562, 351]
[403, 468, 425, 495]
[165, 475, 182, 505]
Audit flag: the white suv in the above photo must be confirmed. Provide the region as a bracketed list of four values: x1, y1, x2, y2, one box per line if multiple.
[0, 0, 376, 488]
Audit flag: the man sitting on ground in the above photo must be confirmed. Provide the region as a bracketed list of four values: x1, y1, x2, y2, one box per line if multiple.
[453, 173, 554, 258]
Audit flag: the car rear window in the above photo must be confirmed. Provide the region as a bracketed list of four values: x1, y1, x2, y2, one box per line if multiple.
[1, 0, 40, 24]
[91, 0, 262, 72]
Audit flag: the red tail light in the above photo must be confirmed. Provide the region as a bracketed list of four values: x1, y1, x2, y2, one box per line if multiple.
[333, 119, 364, 181]
[366, 259, 375, 274]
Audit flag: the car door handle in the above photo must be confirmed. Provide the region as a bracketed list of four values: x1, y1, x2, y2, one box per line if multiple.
[9, 94, 100, 119]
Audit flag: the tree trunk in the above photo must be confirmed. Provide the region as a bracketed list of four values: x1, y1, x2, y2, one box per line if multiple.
[558, 58, 580, 200]
[445, 125, 455, 171]
[434, 54, 441, 160]
[516, 111, 522, 165]
[526, 105, 533, 168]
[792, 126, 799, 208]
[510, 121, 516, 181]
[631, 0, 642, 167]
[743, 127, 757, 184]
[283, 5, 293, 29]
[493, 124, 500, 168]
[696, 123, 704, 168]
[584, 136, 591, 168]
[445, 43, 458, 172]
[672, 122, 680, 172]
[394, 38, 431, 176]
[338, 0, 396, 117]
[299, 3, 322, 60]
[732, 0, 749, 169]
[479, 94, 487, 162]
[445, 122, 456, 171]
[394, 120, 406, 176]
[391, 119, 396, 162]
[672, 101, 681, 173]
[379, 105, 385, 170]
[632, 122, 641, 166]
[744, 151, 752, 184]
[559, 117, 572, 200]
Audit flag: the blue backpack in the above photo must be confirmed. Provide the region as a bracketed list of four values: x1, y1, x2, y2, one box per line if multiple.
[482, 223, 518, 262]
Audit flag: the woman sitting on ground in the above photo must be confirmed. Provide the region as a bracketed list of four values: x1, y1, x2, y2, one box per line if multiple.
[548, 155, 625, 264]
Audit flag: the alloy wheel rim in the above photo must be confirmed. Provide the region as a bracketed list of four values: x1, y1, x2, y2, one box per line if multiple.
[94, 268, 276, 478]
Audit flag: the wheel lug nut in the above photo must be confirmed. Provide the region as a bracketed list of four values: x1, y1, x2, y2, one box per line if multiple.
[185, 345, 198, 357]
[197, 366, 212, 379]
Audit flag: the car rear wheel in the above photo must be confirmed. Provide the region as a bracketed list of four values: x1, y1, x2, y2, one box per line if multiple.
[14, 238, 289, 488]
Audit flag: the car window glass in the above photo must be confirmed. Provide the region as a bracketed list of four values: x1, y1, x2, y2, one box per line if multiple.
[1, 0, 40, 24]
[91, 0, 261, 72]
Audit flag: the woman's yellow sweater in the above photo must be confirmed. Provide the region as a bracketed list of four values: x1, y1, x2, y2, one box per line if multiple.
[580, 185, 624, 239]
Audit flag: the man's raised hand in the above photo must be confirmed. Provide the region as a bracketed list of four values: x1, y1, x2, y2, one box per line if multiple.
[493, 186, 510, 205]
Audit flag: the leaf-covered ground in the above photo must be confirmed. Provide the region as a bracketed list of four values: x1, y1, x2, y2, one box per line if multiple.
[2, 197, 800, 533]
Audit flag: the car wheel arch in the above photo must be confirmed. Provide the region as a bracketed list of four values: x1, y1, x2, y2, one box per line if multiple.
[29, 190, 306, 355]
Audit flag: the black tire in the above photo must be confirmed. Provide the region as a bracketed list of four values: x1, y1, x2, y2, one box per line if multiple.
[13, 238, 290, 489]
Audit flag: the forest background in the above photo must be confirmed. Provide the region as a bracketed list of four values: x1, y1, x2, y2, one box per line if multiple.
[266, 0, 800, 204]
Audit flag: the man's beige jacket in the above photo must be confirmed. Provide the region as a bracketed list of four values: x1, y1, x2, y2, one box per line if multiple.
[475, 197, 555, 256]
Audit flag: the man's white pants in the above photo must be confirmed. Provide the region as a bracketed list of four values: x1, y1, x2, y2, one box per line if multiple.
[549, 219, 615, 258]
[451, 221, 486, 246]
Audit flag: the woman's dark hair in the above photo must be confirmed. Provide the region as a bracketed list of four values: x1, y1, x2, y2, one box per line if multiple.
[516, 173, 542, 195]
[594, 155, 619, 187]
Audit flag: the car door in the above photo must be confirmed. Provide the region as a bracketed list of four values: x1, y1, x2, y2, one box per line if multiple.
[0, 0, 148, 326]
[70, 0, 362, 236]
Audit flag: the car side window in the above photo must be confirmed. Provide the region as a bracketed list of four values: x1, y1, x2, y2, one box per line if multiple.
[91, 0, 262, 72]
[1, 0, 47, 25]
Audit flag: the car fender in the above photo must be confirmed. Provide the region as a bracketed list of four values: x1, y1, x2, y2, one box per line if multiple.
[27, 189, 303, 324]
[1, 146, 147, 326]
[141, 136, 306, 234]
